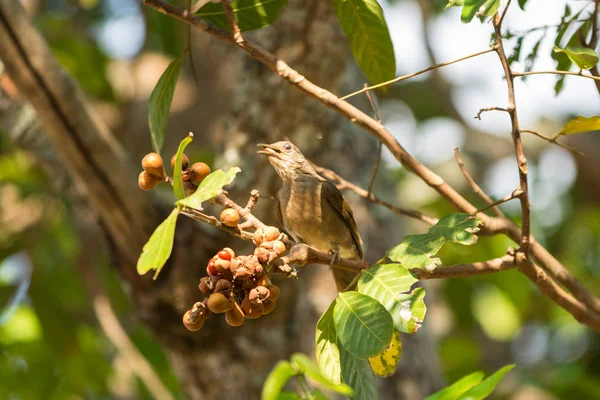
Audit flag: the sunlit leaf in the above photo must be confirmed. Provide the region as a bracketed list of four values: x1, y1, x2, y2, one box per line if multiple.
[559, 116, 600, 135]
[458, 364, 515, 400]
[261, 361, 297, 400]
[332, 0, 395, 85]
[460, 0, 486, 23]
[290, 353, 353, 396]
[387, 213, 481, 272]
[444, 0, 464, 10]
[425, 371, 485, 400]
[357, 264, 425, 333]
[316, 302, 342, 385]
[176, 167, 241, 209]
[553, 46, 599, 70]
[137, 208, 179, 279]
[172, 135, 193, 200]
[368, 330, 402, 377]
[333, 292, 393, 359]
[276, 392, 302, 400]
[148, 53, 183, 153]
[339, 345, 377, 400]
[195, 0, 288, 32]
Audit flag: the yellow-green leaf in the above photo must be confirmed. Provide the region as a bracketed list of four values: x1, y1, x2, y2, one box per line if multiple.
[368, 330, 402, 377]
[559, 116, 600, 135]
[137, 207, 179, 279]
[148, 53, 183, 153]
[172, 134, 193, 201]
[425, 371, 484, 400]
[261, 361, 297, 400]
[177, 167, 241, 210]
[553, 45, 599, 70]
[316, 302, 342, 385]
[290, 353, 353, 396]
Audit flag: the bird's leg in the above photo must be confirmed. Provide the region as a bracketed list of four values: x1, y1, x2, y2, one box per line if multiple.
[328, 249, 341, 268]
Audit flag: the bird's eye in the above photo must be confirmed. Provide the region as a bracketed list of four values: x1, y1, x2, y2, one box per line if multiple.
[283, 143, 292, 151]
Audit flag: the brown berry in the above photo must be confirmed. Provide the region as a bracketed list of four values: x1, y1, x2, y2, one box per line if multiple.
[267, 285, 280, 301]
[138, 171, 160, 191]
[214, 279, 232, 293]
[225, 302, 245, 327]
[272, 240, 286, 256]
[260, 240, 273, 250]
[233, 266, 251, 281]
[199, 277, 212, 294]
[254, 247, 270, 264]
[218, 250, 232, 261]
[182, 310, 205, 331]
[264, 226, 280, 242]
[190, 162, 211, 184]
[207, 260, 218, 276]
[249, 286, 270, 304]
[142, 152, 165, 177]
[171, 153, 190, 171]
[253, 228, 265, 246]
[262, 300, 276, 315]
[220, 208, 240, 227]
[207, 292, 233, 314]
[214, 258, 230, 274]
[242, 295, 263, 319]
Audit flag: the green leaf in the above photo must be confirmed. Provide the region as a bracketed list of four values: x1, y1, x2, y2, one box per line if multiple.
[316, 303, 342, 385]
[477, 0, 500, 21]
[195, 0, 288, 32]
[148, 53, 183, 153]
[332, 0, 396, 85]
[387, 213, 481, 272]
[309, 389, 329, 400]
[290, 354, 353, 396]
[339, 345, 377, 400]
[356, 264, 426, 333]
[368, 330, 402, 377]
[136, 207, 179, 279]
[176, 167, 241, 209]
[553, 46, 599, 70]
[333, 292, 394, 359]
[559, 116, 600, 135]
[172, 134, 194, 200]
[517, 0, 528, 10]
[458, 364, 515, 400]
[262, 361, 298, 400]
[276, 392, 302, 400]
[425, 371, 485, 400]
[460, 0, 486, 23]
[444, 0, 464, 10]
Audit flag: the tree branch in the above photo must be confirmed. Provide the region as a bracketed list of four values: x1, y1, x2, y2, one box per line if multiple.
[521, 129, 585, 156]
[513, 70, 600, 82]
[411, 252, 516, 280]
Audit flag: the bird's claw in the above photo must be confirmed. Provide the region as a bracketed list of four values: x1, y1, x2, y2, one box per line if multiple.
[328, 250, 341, 268]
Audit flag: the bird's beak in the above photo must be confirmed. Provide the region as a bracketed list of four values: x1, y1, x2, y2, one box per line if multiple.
[257, 143, 278, 157]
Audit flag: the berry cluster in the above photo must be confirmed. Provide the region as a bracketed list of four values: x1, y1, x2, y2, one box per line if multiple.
[183, 227, 288, 331]
[138, 151, 211, 193]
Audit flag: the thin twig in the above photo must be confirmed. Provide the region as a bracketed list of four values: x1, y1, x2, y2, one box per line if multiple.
[475, 188, 523, 215]
[412, 251, 515, 280]
[313, 164, 438, 225]
[341, 48, 497, 100]
[513, 70, 600, 82]
[475, 106, 509, 120]
[454, 148, 504, 217]
[498, 0, 512, 28]
[364, 85, 382, 196]
[521, 129, 585, 156]
[220, 0, 243, 44]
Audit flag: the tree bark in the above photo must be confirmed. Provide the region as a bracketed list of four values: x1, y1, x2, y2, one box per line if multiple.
[0, 0, 443, 398]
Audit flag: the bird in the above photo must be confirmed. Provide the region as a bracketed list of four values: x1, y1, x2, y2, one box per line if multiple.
[257, 141, 363, 291]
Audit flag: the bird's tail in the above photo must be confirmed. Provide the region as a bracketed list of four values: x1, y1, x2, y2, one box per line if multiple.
[332, 268, 359, 292]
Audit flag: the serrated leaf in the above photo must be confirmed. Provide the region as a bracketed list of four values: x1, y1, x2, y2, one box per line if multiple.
[332, 0, 395, 85]
[172, 135, 193, 200]
[195, 0, 288, 32]
[136, 207, 179, 279]
[554, 46, 599, 70]
[333, 292, 394, 359]
[339, 345, 377, 400]
[458, 364, 515, 400]
[290, 354, 353, 396]
[316, 302, 342, 385]
[148, 54, 183, 153]
[177, 167, 241, 209]
[388, 213, 482, 272]
[357, 264, 426, 333]
[368, 330, 402, 377]
[559, 116, 600, 135]
[425, 371, 485, 400]
[262, 361, 298, 400]
[460, 0, 486, 23]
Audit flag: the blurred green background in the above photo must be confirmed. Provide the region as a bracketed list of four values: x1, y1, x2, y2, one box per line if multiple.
[1, 0, 599, 399]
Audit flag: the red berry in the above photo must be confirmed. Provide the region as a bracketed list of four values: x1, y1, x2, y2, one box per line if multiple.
[218, 250, 232, 260]
[207, 260, 218, 276]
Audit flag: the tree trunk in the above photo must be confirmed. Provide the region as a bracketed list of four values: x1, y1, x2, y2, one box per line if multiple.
[0, 0, 443, 398]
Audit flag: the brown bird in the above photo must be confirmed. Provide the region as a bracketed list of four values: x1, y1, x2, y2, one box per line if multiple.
[258, 141, 363, 291]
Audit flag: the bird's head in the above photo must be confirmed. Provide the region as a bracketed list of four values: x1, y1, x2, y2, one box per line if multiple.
[257, 141, 317, 182]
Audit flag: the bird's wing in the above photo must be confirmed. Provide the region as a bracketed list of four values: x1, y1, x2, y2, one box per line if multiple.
[322, 181, 364, 259]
